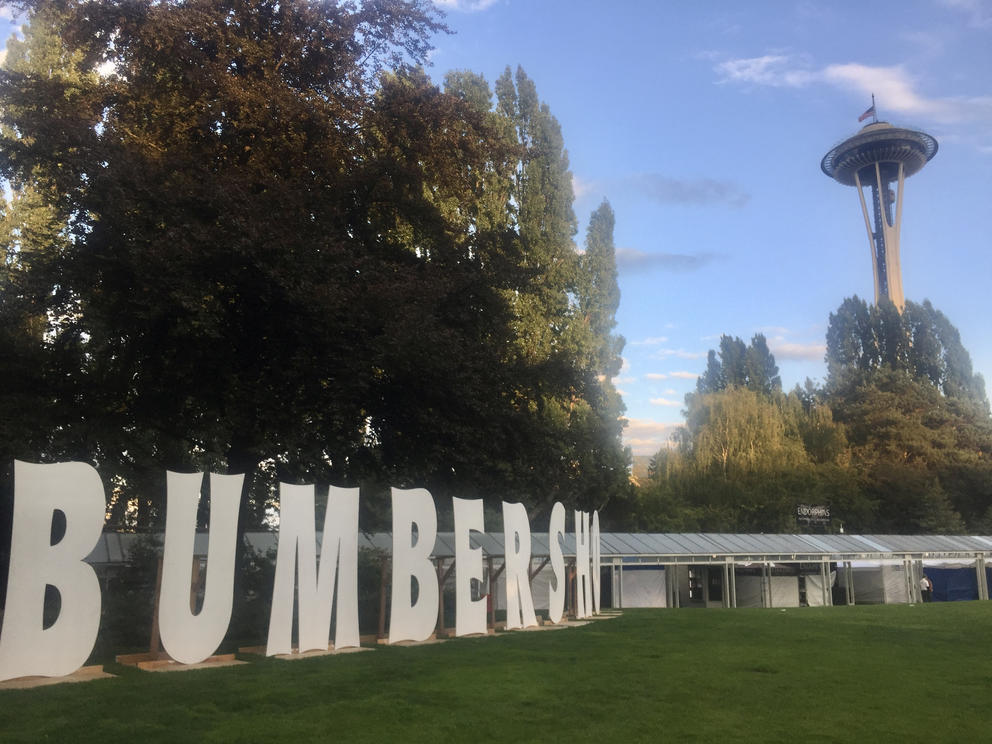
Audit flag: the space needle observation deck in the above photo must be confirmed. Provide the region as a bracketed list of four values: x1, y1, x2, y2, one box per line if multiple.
[821, 119, 938, 312]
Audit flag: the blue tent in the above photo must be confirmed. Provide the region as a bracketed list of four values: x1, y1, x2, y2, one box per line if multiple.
[926, 567, 978, 602]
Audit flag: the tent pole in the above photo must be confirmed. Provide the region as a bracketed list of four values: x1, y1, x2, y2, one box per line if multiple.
[722, 562, 730, 608]
[729, 560, 737, 608]
[821, 561, 829, 606]
[617, 561, 622, 610]
[764, 563, 773, 608]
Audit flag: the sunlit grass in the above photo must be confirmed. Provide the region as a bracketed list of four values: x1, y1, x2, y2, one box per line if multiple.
[2, 603, 991, 742]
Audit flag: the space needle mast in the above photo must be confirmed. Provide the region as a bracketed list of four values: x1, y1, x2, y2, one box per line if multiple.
[821, 98, 938, 312]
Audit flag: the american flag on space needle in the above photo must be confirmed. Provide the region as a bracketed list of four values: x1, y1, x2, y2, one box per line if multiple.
[858, 95, 876, 123]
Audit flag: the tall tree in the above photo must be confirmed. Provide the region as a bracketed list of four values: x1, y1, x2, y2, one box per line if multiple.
[485, 65, 630, 514]
[744, 333, 781, 395]
[0, 0, 449, 527]
[579, 200, 623, 377]
[826, 296, 987, 411]
[694, 334, 779, 396]
[2, 3, 632, 531]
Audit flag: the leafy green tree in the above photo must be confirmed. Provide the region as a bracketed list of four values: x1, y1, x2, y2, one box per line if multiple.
[0, 0, 448, 528]
[827, 296, 987, 411]
[694, 334, 779, 396]
[2, 2, 631, 534]
[744, 334, 781, 395]
[481, 66, 629, 515]
[824, 297, 992, 532]
[579, 200, 623, 377]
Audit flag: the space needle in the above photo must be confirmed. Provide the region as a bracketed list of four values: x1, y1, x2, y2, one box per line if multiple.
[821, 100, 938, 312]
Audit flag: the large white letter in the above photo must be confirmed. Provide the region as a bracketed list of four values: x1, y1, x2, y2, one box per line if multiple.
[591, 510, 601, 614]
[266, 484, 360, 655]
[547, 502, 566, 624]
[158, 471, 242, 665]
[452, 497, 486, 637]
[502, 501, 538, 630]
[574, 510, 590, 619]
[0, 461, 105, 681]
[388, 488, 438, 643]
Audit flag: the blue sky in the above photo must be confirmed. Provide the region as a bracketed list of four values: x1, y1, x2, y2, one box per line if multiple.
[3, 2, 990, 458]
[430, 0, 992, 455]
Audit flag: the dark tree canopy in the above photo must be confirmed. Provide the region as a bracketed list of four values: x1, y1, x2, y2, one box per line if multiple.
[0, 1, 630, 532]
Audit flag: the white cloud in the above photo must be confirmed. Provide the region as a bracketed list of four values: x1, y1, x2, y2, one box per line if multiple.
[821, 63, 955, 121]
[665, 388, 678, 395]
[768, 340, 826, 361]
[758, 327, 827, 362]
[631, 336, 669, 346]
[646, 369, 699, 381]
[433, 0, 500, 11]
[716, 54, 992, 127]
[650, 397, 682, 407]
[572, 173, 596, 200]
[715, 54, 816, 87]
[622, 419, 684, 456]
[651, 348, 706, 360]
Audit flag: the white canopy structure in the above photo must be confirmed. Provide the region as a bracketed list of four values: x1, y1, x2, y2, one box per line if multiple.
[84, 531, 992, 612]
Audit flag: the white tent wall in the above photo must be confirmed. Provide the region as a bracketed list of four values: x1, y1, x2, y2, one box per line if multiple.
[618, 567, 667, 608]
[845, 566, 884, 604]
[804, 571, 836, 606]
[882, 564, 909, 603]
[770, 576, 800, 607]
[735, 575, 763, 607]
[837, 562, 908, 604]
[493, 561, 554, 612]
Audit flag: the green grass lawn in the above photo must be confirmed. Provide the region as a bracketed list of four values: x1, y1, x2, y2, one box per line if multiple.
[3, 603, 992, 743]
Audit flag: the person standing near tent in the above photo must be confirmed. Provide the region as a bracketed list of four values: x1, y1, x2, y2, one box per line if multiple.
[920, 574, 933, 602]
